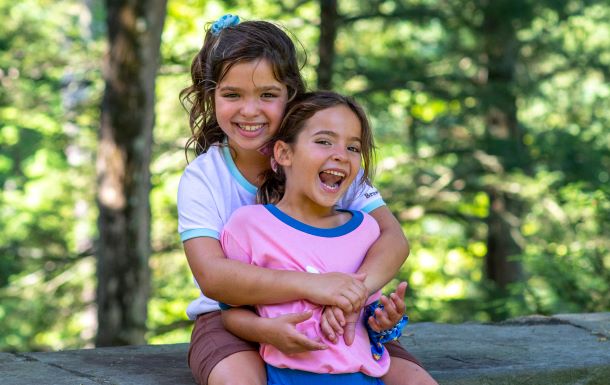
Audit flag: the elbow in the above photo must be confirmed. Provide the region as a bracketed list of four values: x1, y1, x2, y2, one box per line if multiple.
[398, 232, 410, 262]
[402, 235, 410, 261]
[199, 276, 223, 301]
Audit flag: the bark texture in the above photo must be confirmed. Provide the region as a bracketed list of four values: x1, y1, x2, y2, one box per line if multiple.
[96, 0, 167, 346]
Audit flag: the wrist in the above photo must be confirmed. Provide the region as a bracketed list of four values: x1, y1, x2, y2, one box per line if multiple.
[249, 315, 276, 345]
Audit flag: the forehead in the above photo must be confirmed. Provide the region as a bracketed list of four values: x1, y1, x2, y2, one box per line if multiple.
[218, 59, 283, 88]
[301, 105, 362, 139]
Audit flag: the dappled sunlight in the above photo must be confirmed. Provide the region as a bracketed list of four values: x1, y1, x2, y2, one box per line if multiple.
[1, 0, 609, 351]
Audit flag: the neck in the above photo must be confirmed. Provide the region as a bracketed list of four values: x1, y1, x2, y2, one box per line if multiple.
[275, 196, 345, 228]
[230, 146, 270, 187]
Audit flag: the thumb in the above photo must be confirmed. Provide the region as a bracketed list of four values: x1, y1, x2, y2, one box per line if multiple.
[396, 281, 408, 298]
[352, 272, 367, 282]
[343, 321, 356, 346]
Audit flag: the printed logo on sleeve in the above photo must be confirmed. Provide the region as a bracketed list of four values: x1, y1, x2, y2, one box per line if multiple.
[364, 191, 379, 199]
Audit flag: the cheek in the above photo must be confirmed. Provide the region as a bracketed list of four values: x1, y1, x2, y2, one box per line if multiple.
[351, 155, 362, 170]
[271, 100, 288, 119]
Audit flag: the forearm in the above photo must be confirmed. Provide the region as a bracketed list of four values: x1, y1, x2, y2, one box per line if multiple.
[221, 307, 271, 344]
[185, 237, 368, 311]
[185, 238, 311, 305]
[358, 206, 409, 293]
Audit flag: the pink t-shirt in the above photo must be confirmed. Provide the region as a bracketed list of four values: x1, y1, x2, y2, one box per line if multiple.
[220, 204, 390, 377]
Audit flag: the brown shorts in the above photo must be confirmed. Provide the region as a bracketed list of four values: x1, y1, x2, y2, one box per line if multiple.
[188, 310, 423, 385]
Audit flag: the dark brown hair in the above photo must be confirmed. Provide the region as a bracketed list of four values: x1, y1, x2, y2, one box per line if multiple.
[258, 91, 376, 205]
[179, 20, 306, 158]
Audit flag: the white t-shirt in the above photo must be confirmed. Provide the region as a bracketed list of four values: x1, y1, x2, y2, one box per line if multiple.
[177, 144, 385, 319]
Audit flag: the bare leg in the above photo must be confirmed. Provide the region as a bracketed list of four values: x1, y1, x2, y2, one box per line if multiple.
[207, 351, 266, 385]
[382, 356, 438, 385]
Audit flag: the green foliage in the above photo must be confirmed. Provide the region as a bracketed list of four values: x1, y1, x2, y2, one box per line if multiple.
[0, 0, 102, 351]
[1, 0, 608, 351]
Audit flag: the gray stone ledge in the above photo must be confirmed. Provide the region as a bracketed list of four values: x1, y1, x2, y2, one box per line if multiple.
[2, 312, 608, 385]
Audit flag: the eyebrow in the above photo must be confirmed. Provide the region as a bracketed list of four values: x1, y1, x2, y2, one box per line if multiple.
[314, 130, 361, 143]
[217, 85, 284, 92]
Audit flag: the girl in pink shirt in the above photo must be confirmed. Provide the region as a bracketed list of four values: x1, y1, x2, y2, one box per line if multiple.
[221, 91, 409, 385]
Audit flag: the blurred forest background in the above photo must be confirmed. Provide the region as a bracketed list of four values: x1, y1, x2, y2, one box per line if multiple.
[1, 0, 609, 352]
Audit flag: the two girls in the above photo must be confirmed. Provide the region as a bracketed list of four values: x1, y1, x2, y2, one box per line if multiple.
[177, 15, 437, 385]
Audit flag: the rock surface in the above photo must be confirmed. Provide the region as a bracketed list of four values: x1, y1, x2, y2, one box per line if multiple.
[2, 312, 608, 385]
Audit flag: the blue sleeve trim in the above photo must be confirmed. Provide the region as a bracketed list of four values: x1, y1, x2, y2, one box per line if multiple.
[180, 228, 220, 242]
[361, 199, 385, 214]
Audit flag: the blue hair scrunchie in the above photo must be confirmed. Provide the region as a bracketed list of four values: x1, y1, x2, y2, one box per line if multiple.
[211, 14, 240, 36]
[365, 301, 409, 361]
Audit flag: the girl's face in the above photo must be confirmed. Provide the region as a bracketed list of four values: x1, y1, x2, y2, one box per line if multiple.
[215, 59, 288, 156]
[277, 105, 363, 211]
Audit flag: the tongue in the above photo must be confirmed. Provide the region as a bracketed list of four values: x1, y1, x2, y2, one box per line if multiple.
[319, 172, 342, 187]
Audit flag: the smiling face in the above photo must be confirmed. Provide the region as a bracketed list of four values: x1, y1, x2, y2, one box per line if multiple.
[276, 105, 363, 213]
[214, 59, 288, 155]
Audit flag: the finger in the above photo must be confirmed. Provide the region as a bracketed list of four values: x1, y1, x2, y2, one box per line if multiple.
[287, 310, 313, 324]
[342, 290, 363, 314]
[320, 315, 338, 343]
[367, 316, 381, 333]
[325, 309, 344, 336]
[395, 281, 408, 298]
[380, 295, 400, 322]
[390, 292, 406, 314]
[335, 296, 354, 314]
[343, 319, 357, 345]
[333, 307, 346, 327]
[374, 307, 392, 329]
[392, 282, 408, 313]
[347, 286, 368, 310]
[352, 272, 367, 282]
[292, 335, 328, 353]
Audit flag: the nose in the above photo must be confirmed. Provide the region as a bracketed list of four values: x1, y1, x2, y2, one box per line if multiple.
[240, 97, 259, 117]
[332, 147, 348, 162]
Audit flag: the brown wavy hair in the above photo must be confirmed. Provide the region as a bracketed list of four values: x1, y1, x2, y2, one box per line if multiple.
[179, 19, 307, 158]
[258, 91, 376, 205]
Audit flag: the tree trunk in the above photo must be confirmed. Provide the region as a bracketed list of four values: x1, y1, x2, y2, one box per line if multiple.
[317, 0, 338, 90]
[480, 3, 526, 289]
[96, 0, 167, 346]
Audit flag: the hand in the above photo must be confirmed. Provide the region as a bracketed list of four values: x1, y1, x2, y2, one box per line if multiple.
[367, 281, 408, 333]
[308, 272, 368, 314]
[263, 311, 328, 355]
[320, 306, 361, 346]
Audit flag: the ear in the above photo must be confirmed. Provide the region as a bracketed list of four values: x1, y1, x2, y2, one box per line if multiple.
[273, 140, 293, 167]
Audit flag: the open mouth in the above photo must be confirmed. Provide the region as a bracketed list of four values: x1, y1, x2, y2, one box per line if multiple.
[319, 169, 346, 192]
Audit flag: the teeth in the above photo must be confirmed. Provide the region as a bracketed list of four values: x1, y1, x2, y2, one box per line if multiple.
[239, 123, 264, 131]
[321, 182, 340, 191]
[322, 170, 345, 177]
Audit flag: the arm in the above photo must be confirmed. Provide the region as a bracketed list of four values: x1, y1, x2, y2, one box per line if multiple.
[221, 308, 327, 354]
[184, 237, 367, 311]
[358, 206, 409, 294]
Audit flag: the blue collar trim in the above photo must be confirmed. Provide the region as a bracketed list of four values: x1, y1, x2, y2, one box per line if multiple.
[222, 144, 257, 195]
[264, 204, 363, 237]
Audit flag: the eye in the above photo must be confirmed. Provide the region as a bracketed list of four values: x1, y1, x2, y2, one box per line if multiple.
[348, 145, 361, 153]
[221, 93, 239, 99]
[315, 139, 331, 146]
[261, 92, 277, 98]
